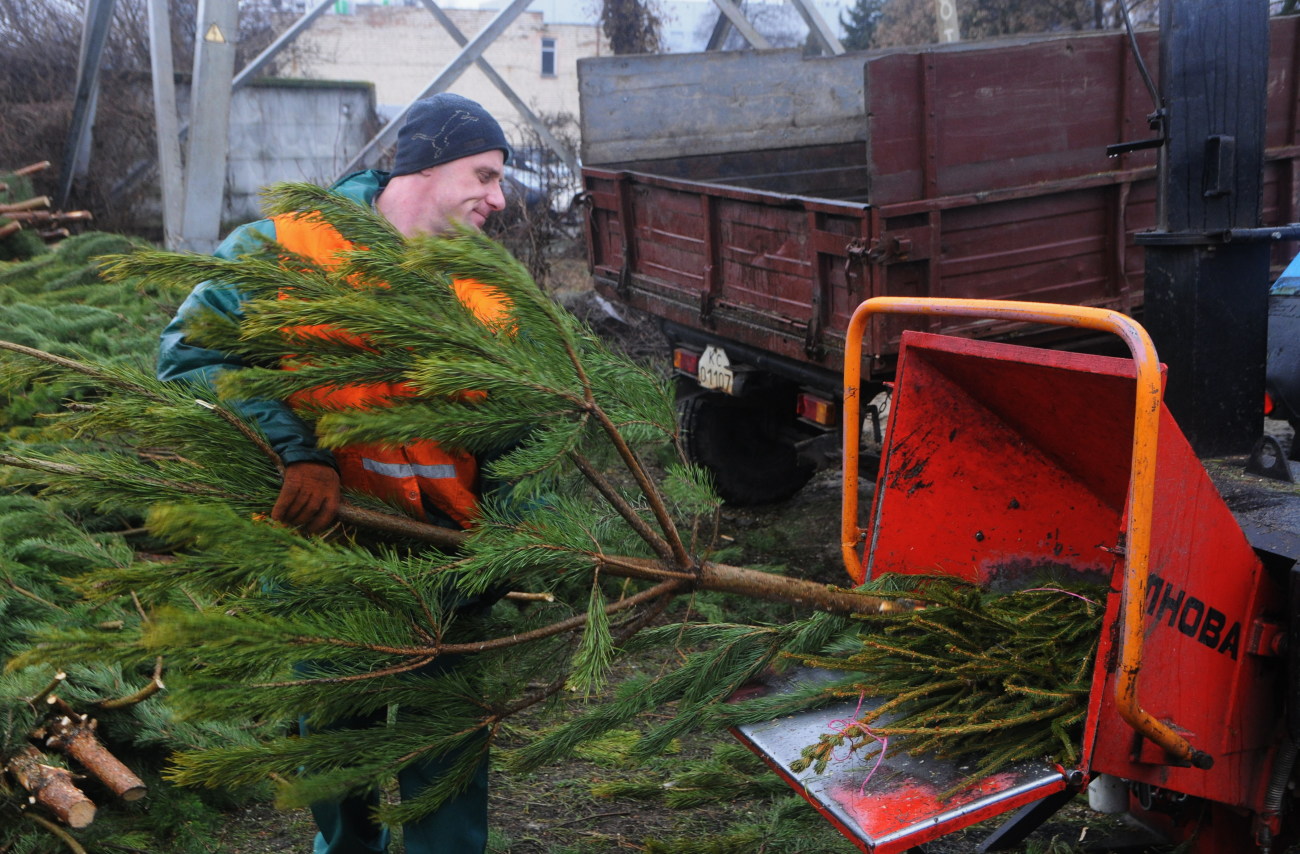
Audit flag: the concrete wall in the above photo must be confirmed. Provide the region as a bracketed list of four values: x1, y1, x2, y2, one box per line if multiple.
[179, 80, 379, 225]
[280, 5, 603, 137]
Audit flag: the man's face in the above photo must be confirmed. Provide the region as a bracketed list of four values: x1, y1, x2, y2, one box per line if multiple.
[400, 149, 507, 237]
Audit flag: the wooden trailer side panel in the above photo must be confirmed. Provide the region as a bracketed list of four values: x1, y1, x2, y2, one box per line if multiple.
[861, 176, 1158, 355]
[581, 17, 1300, 379]
[864, 29, 1161, 204]
[583, 170, 871, 369]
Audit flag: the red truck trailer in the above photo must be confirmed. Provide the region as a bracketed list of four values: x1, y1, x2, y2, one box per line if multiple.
[579, 18, 1300, 504]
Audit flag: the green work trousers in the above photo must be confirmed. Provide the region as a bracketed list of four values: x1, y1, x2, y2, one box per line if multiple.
[308, 712, 489, 854]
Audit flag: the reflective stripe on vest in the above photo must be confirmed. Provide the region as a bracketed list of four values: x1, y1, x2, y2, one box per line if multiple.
[270, 210, 509, 528]
[362, 458, 458, 480]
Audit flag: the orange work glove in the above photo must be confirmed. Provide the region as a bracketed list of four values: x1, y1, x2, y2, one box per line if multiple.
[271, 461, 341, 533]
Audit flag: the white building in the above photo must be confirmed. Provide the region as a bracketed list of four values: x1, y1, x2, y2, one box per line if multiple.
[281, 1, 606, 138]
[277, 0, 852, 158]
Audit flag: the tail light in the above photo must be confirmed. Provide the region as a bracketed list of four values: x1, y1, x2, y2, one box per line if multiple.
[673, 347, 701, 376]
[796, 391, 837, 426]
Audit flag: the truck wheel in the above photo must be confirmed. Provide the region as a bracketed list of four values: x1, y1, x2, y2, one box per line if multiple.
[678, 391, 815, 506]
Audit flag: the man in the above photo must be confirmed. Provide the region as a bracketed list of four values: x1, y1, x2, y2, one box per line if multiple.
[157, 93, 513, 854]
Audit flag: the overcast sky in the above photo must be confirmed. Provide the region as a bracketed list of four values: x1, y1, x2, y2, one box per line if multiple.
[445, 0, 853, 51]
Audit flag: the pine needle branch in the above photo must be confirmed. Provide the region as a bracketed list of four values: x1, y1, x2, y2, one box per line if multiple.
[586, 402, 692, 568]
[771, 576, 1105, 791]
[552, 306, 691, 568]
[568, 451, 675, 563]
[0, 338, 284, 479]
[0, 453, 233, 500]
[247, 579, 685, 693]
[23, 811, 89, 854]
[3, 577, 66, 611]
[253, 655, 440, 689]
[501, 580, 678, 719]
[0, 339, 156, 398]
[189, 398, 284, 476]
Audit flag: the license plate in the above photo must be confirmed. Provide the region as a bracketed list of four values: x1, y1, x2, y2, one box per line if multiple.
[698, 345, 735, 394]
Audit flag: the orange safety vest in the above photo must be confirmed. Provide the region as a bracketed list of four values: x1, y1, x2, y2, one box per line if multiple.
[271, 210, 509, 529]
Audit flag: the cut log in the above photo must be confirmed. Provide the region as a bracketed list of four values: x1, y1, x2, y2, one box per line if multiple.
[0, 195, 51, 213]
[44, 699, 147, 802]
[7, 745, 97, 828]
[504, 591, 556, 603]
[14, 160, 52, 176]
[4, 210, 92, 225]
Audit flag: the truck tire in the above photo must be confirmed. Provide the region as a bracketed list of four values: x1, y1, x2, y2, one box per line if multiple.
[678, 391, 815, 506]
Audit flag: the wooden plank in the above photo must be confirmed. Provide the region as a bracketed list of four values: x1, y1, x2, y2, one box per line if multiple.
[866, 29, 1162, 205]
[578, 49, 867, 165]
[595, 143, 866, 192]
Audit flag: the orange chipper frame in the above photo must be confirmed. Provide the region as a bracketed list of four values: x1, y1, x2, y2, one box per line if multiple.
[840, 297, 1204, 769]
[731, 297, 1286, 854]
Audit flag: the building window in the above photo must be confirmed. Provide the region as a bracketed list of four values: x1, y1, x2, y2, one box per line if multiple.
[541, 37, 556, 77]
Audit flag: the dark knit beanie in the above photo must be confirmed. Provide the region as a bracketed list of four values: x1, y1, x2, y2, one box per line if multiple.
[391, 93, 512, 177]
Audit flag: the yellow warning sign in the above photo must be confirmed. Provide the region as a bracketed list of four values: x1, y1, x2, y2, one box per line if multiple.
[204, 23, 225, 43]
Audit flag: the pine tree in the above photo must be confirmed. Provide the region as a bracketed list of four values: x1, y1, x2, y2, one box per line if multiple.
[1, 184, 893, 829]
[0, 184, 1105, 837]
[0, 233, 277, 853]
[600, 0, 664, 54]
[839, 0, 886, 50]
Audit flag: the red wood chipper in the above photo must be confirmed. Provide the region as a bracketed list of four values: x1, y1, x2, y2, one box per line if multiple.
[734, 298, 1296, 853]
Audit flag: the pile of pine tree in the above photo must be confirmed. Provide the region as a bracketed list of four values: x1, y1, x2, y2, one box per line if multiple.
[0, 183, 1108, 848]
[0, 225, 281, 853]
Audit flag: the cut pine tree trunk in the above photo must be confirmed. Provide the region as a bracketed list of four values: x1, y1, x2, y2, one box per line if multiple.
[7, 745, 97, 828]
[43, 697, 147, 802]
[337, 503, 892, 615]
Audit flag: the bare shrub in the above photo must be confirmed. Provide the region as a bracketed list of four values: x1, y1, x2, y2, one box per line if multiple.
[0, 0, 312, 237]
[484, 111, 584, 290]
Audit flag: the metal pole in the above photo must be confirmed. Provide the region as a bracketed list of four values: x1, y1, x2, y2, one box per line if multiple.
[114, 0, 335, 206]
[57, 0, 118, 207]
[1140, 0, 1271, 456]
[146, 0, 185, 249]
[232, 0, 335, 89]
[416, 0, 579, 176]
[705, 11, 731, 51]
[179, 0, 240, 253]
[786, 0, 844, 55]
[704, 0, 770, 51]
